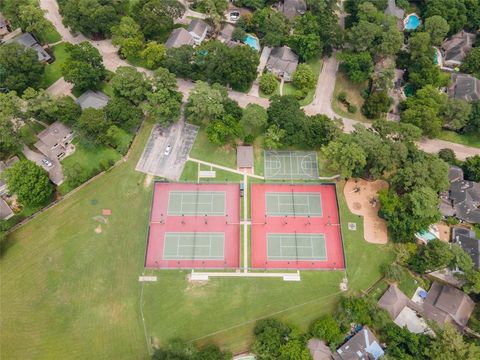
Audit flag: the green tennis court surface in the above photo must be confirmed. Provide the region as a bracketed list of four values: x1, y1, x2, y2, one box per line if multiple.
[264, 151, 319, 180]
[168, 191, 226, 216]
[266, 192, 322, 216]
[163, 232, 225, 260]
[267, 233, 327, 260]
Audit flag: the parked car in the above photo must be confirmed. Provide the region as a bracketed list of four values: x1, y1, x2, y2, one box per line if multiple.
[42, 158, 53, 167]
[229, 11, 240, 21]
[164, 145, 172, 156]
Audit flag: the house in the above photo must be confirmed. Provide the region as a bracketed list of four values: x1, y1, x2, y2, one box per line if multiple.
[452, 226, 480, 269]
[0, 198, 13, 220]
[333, 326, 384, 360]
[165, 27, 195, 49]
[266, 46, 299, 81]
[308, 338, 333, 360]
[188, 18, 209, 45]
[379, 283, 475, 332]
[448, 73, 480, 102]
[76, 90, 110, 110]
[442, 31, 476, 67]
[34, 122, 74, 160]
[440, 166, 480, 224]
[237, 146, 254, 171]
[384, 0, 405, 20]
[2, 29, 52, 63]
[279, 0, 307, 20]
[0, 12, 11, 36]
[218, 24, 235, 43]
[0, 156, 19, 196]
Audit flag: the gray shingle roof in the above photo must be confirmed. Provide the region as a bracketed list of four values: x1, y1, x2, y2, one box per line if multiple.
[0, 198, 13, 220]
[335, 327, 384, 360]
[4, 32, 51, 62]
[187, 19, 208, 38]
[449, 73, 480, 102]
[281, 0, 307, 20]
[442, 31, 476, 64]
[267, 46, 299, 75]
[384, 0, 405, 19]
[165, 28, 194, 49]
[453, 226, 480, 269]
[76, 90, 110, 110]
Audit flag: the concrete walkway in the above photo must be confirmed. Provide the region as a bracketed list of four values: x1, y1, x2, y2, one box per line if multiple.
[248, 46, 272, 97]
[188, 157, 265, 179]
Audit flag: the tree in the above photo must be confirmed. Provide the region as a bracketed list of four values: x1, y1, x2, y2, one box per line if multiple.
[0, 115, 20, 160]
[62, 42, 106, 92]
[111, 66, 151, 104]
[251, 8, 290, 47]
[377, 23, 403, 56]
[322, 136, 367, 178]
[240, 104, 268, 137]
[232, 27, 247, 42]
[264, 125, 286, 149]
[424, 0, 468, 35]
[259, 73, 278, 95]
[303, 115, 341, 148]
[424, 16, 450, 46]
[292, 64, 316, 91]
[382, 322, 430, 360]
[438, 148, 457, 165]
[347, 20, 380, 52]
[442, 99, 472, 131]
[76, 108, 112, 144]
[17, 4, 50, 36]
[161, 45, 196, 78]
[206, 114, 241, 146]
[143, 88, 182, 126]
[267, 95, 306, 145]
[311, 315, 344, 348]
[426, 323, 480, 359]
[252, 319, 290, 360]
[464, 101, 480, 134]
[0, 43, 45, 94]
[362, 91, 391, 119]
[111, 16, 145, 59]
[140, 41, 166, 69]
[54, 96, 82, 126]
[185, 82, 226, 126]
[4, 160, 53, 206]
[461, 47, 480, 79]
[279, 329, 311, 360]
[105, 97, 143, 131]
[337, 52, 373, 83]
[462, 155, 480, 182]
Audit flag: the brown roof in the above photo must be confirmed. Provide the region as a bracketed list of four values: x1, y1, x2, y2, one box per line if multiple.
[0, 198, 13, 220]
[442, 31, 476, 64]
[378, 285, 410, 319]
[165, 28, 194, 48]
[36, 122, 72, 148]
[308, 338, 332, 360]
[335, 326, 384, 360]
[187, 18, 208, 37]
[237, 146, 254, 168]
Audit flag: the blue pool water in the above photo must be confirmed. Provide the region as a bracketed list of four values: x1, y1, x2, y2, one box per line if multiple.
[404, 13, 421, 30]
[244, 34, 260, 51]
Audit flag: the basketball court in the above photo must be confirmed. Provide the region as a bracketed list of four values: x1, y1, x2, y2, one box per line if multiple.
[264, 151, 319, 180]
[251, 183, 345, 270]
[145, 183, 240, 269]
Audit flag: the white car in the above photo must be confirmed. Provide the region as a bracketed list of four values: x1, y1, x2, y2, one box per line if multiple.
[229, 11, 240, 21]
[42, 158, 53, 167]
[164, 145, 172, 156]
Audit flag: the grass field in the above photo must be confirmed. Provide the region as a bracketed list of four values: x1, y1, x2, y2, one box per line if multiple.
[332, 72, 369, 122]
[283, 58, 323, 106]
[40, 42, 69, 89]
[190, 129, 237, 168]
[0, 120, 394, 358]
[438, 130, 480, 149]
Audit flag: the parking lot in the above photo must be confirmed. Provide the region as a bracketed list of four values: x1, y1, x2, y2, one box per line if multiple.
[135, 120, 199, 180]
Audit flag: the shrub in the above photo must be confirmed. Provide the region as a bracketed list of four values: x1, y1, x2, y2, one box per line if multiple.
[337, 91, 347, 102]
[243, 134, 255, 144]
[347, 104, 357, 113]
[259, 72, 278, 95]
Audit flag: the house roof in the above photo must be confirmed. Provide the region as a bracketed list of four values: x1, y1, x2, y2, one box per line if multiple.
[448, 166, 464, 182]
[237, 146, 254, 168]
[453, 226, 480, 269]
[281, 0, 307, 20]
[35, 122, 72, 149]
[188, 18, 208, 37]
[424, 282, 475, 328]
[0, 12, 7, 27]
[0, 156, 18, 192]
[76, 90, 110, 110]
[335, 327, 384, 360]
[267, 46, 299, 75]
[449, 179, 480, 224]
[219, 24, 235, 43]
[308, 338, 332, 360]
[0, 198, 13, 220]
[4, 32, 51, 62]
[442, 31, 476, 63]
[165, 27, 195, 49]
[384, 0, 405, 19]
[378, 284, 410, 319]
[449, 73, 480, 102]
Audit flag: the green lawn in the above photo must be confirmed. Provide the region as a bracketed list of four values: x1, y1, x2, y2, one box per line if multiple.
[190, 128, 237, 168]
[331, 72, 369, 122]
[397, 268, 426, 298]
[1, 119, 394, 358]
[40, 42, 69, 89]
[37, 22, 61, 44]
[438, 130, 480, 149]
[283, 58, 323, 106]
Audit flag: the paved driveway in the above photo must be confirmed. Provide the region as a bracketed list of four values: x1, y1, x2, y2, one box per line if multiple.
[135, 119, 199, 180]
[22, 146, 64, 185]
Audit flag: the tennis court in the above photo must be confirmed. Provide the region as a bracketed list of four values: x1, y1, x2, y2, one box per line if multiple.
[265, 192, 322, 216]
[267, 233, 327, 261]
[163, 232, 224, 260]
[168, 191, 225, 216]
[264, 151, 319, 180]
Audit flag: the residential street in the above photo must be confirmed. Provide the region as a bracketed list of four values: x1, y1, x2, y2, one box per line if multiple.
[41, 0, 480, 160]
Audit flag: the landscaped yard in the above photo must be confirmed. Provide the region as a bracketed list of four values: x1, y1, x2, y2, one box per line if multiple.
[438, 130, 480, 149]
[283, 57, 323, 106]
[1, 119, 394, 358]
[332, 72, 369, 122]
[18, 121, 46, 147]
[40, 42, 69, 89]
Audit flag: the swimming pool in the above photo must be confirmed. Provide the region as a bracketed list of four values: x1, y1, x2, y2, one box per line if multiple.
[434, 47, 441, 65]
[404, 13, 421, 30]
[244, 34, 260, 51]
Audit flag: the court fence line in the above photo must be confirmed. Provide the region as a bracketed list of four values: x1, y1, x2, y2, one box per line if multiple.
[188, 157, 265, 180]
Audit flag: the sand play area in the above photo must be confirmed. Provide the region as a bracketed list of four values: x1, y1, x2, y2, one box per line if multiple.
[344, 179, 389, 244]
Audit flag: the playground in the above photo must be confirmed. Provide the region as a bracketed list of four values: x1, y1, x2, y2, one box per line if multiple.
[343, 179, 389, 244]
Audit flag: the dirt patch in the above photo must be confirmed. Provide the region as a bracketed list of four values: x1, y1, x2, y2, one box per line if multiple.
[93, 215, 108, 224]
[95, 225, 102, 234]
[436, 223, 451, 242]
[144, 174, 153, 188]
[344, 178, 389, 244]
